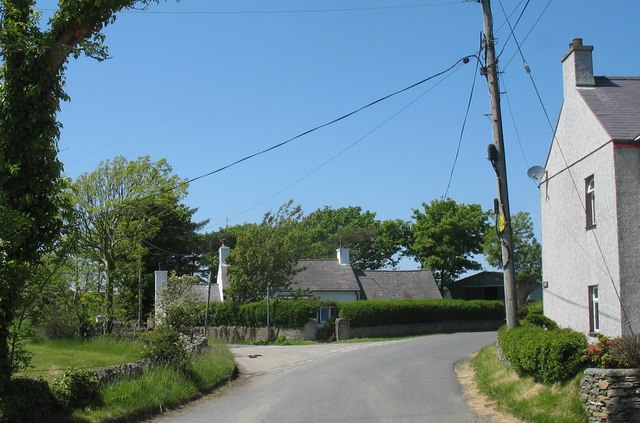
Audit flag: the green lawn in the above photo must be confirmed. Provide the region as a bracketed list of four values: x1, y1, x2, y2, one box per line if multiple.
[18, 337, 143, 380]
[471, 344, 588, 423]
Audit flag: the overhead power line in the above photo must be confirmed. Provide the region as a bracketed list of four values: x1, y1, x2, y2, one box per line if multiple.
[185, 55, 472, 186]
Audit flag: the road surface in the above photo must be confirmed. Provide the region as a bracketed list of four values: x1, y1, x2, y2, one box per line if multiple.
[153, 332, 496, 422]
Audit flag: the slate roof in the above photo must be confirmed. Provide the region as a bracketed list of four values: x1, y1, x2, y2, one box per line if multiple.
[355, 269, 442, 300]
[292, 259, 361, 292]
[579, 77, 640, 141]
[290, 259, 441, 300]
[192, 282, 222, 303]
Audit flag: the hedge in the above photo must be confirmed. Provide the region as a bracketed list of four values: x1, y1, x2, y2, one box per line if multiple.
[498, 325, 587, 384]
[338, 299, 505, 328]
[203, 298, 319, 328]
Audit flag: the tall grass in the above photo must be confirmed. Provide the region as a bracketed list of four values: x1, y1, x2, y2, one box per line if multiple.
[19, 337, 142, 380]
[471, 344, 587, 423]
[70, 342, 236, 422]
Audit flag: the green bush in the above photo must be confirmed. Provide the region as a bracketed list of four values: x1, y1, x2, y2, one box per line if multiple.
[517, 300, 543, 319]
[521, 313, 559, 331]
[204, 298, 319, 328]
[50, 368, 99, 408]
[498, 325, 587, 384]
[140, 325, 189, 371]
[338, 299, 505, 328]
[0, 377, 57, 422]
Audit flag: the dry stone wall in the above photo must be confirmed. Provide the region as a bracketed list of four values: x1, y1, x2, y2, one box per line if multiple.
[580, 368, 640, 423]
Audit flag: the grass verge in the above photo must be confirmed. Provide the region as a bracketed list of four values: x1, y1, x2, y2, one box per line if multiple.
[63, 342, 236, 422]
[471, 344, 587, 423]
[19, 337, 142, 380]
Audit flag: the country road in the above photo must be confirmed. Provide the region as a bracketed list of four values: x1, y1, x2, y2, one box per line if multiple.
[152, 332, 496, 423]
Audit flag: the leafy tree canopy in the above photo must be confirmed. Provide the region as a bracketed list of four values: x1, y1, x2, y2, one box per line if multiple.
[71, 155, 187, 331]
[0, 0, 170, 393]
[483, 211, 541, 305]
[226, 222, 306, 304]
[301, 205, 410, 269]
[409, 199, 489, 292]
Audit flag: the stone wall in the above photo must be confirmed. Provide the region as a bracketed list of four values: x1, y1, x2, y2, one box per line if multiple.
[348, 319, 504, 339]
[91, 332, 209, 385]
[202, 319, 317, 343]
[580, 368, 640, 423]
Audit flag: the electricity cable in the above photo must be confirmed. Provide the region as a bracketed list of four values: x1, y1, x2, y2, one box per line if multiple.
[443, 53, 480, 199]
[214, 60, 469, 227]
[185, 56, 471, 186]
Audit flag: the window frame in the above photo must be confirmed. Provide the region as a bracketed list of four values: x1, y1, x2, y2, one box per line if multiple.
[588, 285, 600, 335]
[585, 175, 596, 229]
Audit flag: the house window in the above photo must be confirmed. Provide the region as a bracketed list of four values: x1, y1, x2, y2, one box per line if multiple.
[585, 175, 596, 229]
[588, 285, 600, 334]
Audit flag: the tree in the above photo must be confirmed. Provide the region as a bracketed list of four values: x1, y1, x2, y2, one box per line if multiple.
[0, 0, 168, 394]
[139, 203, 207, 323]
[301, 206, 410, 269]
[483, 211, 542, 306]
[71, 155, 187, 333]
[409, 199, 489, 293]
[158, 273, 202, 334]
[226, 221, 306, 304]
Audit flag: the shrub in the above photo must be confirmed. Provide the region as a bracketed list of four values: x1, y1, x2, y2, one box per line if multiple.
[0, 377, 57, 422]
[521, 313, 559, 331]
[339, 299, 505, 328]
[50, 368, 99, 408]
[499, 325, 587, 384]
[581, 334, 615, 368]
[517, 300, 543, 319]
[205, 298, 319, 328]
[609, 334, 640, 368]
[159, 274, 202, 333]
[140, 325, 189, 371]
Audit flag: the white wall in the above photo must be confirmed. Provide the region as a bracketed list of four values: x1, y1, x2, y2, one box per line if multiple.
[541, 90, 623, 337]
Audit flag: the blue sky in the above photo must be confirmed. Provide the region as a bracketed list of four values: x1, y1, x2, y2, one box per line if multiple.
[41, 1, 639, 268]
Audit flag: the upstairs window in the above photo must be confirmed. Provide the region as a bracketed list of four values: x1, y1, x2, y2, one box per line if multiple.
[585, 175, 596, 229]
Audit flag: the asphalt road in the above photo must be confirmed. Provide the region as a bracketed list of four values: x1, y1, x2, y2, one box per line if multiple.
[153, 332, 496, 423]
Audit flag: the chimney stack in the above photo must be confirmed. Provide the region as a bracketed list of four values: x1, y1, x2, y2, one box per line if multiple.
[219, 240, 230, 265]
[561, 38, 595, 91]
[337, 248, 350, 266]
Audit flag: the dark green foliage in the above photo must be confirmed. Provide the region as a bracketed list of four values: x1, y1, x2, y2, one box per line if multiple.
[0, 377, 57, 422]
[609, 335, 640, 368]
[498, 325, 587, 384]
[521, 313, 558, 331]
[517, 300, 543, 319]
[338, 299, 505, 328]
[140, 325, 189, 371]
[409, 199, 489, 291]
[205, 299, 319, 328]
[50, 368, 99, 408]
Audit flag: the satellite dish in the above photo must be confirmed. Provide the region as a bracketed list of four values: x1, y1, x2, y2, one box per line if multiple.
[527, 166, 545, 181]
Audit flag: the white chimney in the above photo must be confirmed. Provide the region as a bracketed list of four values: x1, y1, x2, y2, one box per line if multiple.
[337, 248, 350, 266]
[219, 242, 230, 265]
[217, 241, 231, 302]
[561, 38, 595, 92]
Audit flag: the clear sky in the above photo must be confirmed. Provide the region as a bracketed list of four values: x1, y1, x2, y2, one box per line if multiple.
[40, 0, 639, 268]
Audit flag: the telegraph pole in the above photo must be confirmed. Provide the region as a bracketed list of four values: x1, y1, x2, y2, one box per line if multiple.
[480, 0, 518, 329]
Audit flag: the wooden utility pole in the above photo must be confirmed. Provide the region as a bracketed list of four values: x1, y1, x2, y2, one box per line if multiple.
[480, 0, 518, 329]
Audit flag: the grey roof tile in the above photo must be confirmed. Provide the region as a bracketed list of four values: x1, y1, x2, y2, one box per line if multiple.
[355, 269, 442, 300]
[579, 77, 640, 141]
[291, 259, 361, 292]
